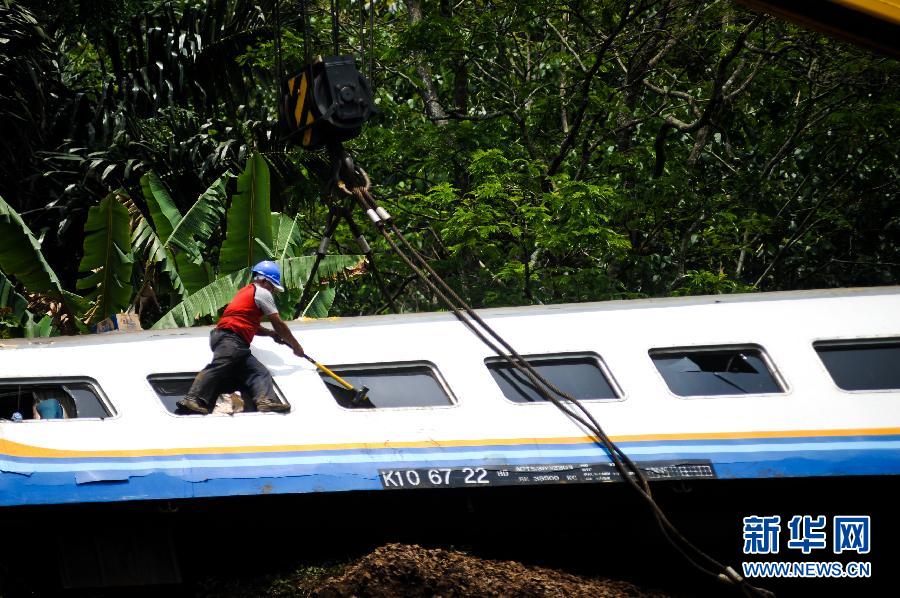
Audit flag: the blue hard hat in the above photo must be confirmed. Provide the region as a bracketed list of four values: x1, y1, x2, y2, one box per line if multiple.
[252, 260, 285, 292]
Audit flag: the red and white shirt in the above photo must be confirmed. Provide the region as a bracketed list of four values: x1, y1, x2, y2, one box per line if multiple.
[216, 283, 278, 344]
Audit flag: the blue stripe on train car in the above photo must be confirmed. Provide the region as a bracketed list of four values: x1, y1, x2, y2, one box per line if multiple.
[3, 434, 900, 506]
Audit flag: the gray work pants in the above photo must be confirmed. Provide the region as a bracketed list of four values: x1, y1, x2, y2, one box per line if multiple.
[185, 328, 274, 409]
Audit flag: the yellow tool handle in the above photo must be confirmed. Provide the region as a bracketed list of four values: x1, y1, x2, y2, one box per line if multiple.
[315, 361, 355, 390]
[303, 355, 355, 391]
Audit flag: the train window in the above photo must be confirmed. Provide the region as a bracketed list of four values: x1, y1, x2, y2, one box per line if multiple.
[319, 362, 455, 409]
[484, 353, 620, 403]
[0, 379, 113, 420]
[146, 373, 289, 415]
[814, 339, 900, 391]
[650, 346, 784, 397]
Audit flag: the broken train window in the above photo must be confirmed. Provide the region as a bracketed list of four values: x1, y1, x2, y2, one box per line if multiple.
[0, 378, 114, 420]
[318, 362, 455, 409]
[650, 346, 785, 397]
[146, 373, 289, 415]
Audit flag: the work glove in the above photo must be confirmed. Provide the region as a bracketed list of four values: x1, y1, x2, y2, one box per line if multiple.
[274, 335, 304, 357]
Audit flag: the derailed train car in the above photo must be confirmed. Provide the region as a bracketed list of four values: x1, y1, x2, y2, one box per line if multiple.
[1, 287, 899, 589]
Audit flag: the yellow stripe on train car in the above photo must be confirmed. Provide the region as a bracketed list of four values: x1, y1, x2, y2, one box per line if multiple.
[3, 426, 900, 460]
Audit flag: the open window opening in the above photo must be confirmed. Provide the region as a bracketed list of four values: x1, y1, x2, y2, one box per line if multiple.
[484, 353, 620, 403]
[147, 373, 289, 415]
[319, 362, 455, 409]
[650, 346, 784, 397]
[814, 339, 900, 391]
[0, 379, 113, 421]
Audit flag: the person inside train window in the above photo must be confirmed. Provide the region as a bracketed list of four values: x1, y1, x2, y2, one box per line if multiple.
[33, 397, 64, 419]
[31, 387, 75, 419]
[176, 261, 302, 415]
[0, 388, 67, 420]
[1, 383, 109, 420]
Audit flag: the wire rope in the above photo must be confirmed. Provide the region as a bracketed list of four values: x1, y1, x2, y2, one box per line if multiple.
[335, 166, 774, 598]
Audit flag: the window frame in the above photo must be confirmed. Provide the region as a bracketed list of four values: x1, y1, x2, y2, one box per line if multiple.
[483, 351, 625, 406]
[648, 344, 789, 399]
[145, 372, 290, 417]
[0, 376, 117, 422]
[318, 360, 459, 411]
[812, 336, 900, 394]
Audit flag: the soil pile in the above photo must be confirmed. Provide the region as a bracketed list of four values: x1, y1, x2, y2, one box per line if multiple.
[312, 543, 671, 597]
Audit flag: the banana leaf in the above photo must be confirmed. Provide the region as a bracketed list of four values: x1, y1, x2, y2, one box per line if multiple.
[23, 314, 54, 338]
[0, 196, 86, 330]
[0, 194, 66, 295]
[0, 269, 31, 326]
[152, 254, 364, 330]
[218, 153, 274, 274]
[140, 172, 182, 242]
[138, 173, 227, 295]
[151, 267, 249, 330]
[301, 287, 336, 319]
[131, 207, 188, 297]
[168, 172, 230, 264]
[272, 212, 303, 260]
[0, 272, 56, 338]
[133, 216, 167, 266]
[173, 253, 213, 294]
[138, 172, 192, 294]
[77, 193, 135, 325]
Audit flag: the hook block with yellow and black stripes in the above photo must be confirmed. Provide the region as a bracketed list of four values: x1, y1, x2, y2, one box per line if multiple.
[280, 56, 375, 150]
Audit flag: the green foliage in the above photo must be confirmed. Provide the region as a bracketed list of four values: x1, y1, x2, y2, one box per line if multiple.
[141, 173, 183, 245]
[340, 0, 899, 309]
[151, 268, 252, 330]
[130, 194, 189, 298]
[23, 314, 54, 338]
[0, 150, 353, 337]
[0, 195, 67, 296]
[272, 213, 303, 261]
[383, 150, 630, 306]
[152, 255, 363, 329]
[149, 153, 361, 330]
[671, 270, 756, 297]
[137, 171, 230, 296]
[77, 192, 134, 324]
[169, 174, 231, 263]
[219, 153, 275, 273]
[0, 270, 32, 334]
[2, 0, 898, 327]
[0, 195, 88, 335]
[302, 287, 336, 319]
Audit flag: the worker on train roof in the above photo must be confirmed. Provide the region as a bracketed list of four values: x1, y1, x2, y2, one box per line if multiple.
[177, 261, 304, 415]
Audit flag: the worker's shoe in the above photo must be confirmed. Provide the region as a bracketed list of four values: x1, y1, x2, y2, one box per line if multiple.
[176, 397, 209, 414]
[256, 397, 290, 413]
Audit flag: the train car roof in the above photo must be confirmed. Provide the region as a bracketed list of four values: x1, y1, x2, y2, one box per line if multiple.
[1, 286, 897, 351]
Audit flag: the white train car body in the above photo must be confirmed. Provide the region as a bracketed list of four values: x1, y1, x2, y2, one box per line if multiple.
[1, 287, 899, 507]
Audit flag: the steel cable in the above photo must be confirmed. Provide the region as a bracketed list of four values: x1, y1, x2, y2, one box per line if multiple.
[334, 166, 774, 598]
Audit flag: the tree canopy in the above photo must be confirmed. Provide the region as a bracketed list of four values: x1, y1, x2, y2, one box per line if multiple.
[1, 0, 897, 336]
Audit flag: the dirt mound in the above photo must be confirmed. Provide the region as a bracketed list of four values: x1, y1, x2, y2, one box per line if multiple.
[313, 543, 671, 597]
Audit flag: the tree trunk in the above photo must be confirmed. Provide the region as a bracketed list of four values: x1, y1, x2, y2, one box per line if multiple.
[405, 0, 448, 125]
